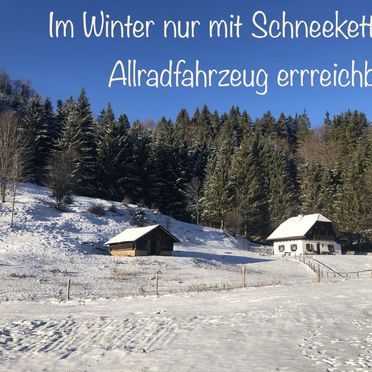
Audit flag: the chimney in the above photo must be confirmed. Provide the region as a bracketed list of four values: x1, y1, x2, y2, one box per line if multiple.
[298, 214, 304, 220]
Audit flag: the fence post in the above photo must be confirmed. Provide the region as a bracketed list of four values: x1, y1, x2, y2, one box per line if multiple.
[316, 265, 321, 283]
[66, 278, 71, 301]
[242, 267, 246, 288]
[155, 273, 159, 297]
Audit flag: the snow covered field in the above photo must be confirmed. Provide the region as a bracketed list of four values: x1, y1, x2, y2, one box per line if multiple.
[0, 279, 372, 371]
[1, 184, 372, 371]
[314, 255, 372, 276]
[0, 184, 315, 302]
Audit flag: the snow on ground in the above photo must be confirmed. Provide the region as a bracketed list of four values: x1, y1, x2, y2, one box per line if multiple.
[313, 255, 372, 276]
[1, 184, 372, 371]
[0, 184, 314, 302]
[0, 279, 371, 371]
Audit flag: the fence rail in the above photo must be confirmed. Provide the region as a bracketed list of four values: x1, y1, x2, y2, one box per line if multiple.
[0, 265, 311, 303]
[295, 254, 372, 282]
[2, 255, 372, 303]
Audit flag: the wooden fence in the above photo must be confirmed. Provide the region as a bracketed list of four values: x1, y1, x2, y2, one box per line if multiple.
[295, 254, 372, 282]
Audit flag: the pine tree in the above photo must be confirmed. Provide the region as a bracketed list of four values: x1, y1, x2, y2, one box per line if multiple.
[335, 140, 371, 246]
[210, 111, 221, 141]
[296, 111, 311, 142]
[60, 89, 97, 196]
[147, 142, 189, 219]
[155, 117, 174, 146]
[202, 126, 234, 229]
[115, 113, 132, 199]
[126, 122, 152, 204]
[318, 168, 337, 219]
[96, 104, 130, 200]
[240, 110, 253, 138]
[174, 108, 191, 146]
[227, 106, 243, 147]
[23, 95, 52, 183]
[254, 111, 276, 137]
[299, 162, 323, 214]
[276, 113, 288, 139]
[193, 105, 212, 148]
[229, 135, 267, 237]
[56, 98, 75, 149]
[131, 207, 148, 227]
[267, 149, 297, 230]
[43, 98, 58, 151]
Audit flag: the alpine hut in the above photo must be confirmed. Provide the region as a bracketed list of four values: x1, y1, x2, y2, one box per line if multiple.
[105, 224, 180, 257]
[267, 214, 341, 256]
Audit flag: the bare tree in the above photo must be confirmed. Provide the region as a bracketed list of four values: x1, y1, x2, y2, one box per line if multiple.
[0, 112, 28, 201]
[0, 111, 29, 227]
[46, 150, 76, 210]
[9, 152, 28, 227]
[185, 177, 203, 224]
[225, 187, 246, 237]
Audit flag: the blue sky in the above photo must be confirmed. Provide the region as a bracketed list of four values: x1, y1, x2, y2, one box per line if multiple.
[1, 0, 372, 126]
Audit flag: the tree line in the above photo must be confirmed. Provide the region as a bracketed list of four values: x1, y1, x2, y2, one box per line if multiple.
[0, 71, 371, 249]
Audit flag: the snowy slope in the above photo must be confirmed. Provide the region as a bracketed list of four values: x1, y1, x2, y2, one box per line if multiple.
[1, 184, 372, 371]
[0, 183, 314, 302]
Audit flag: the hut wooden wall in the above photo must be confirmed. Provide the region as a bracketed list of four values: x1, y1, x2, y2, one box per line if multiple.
[136, 229, 174, 255]
[108, 227, 176, 256]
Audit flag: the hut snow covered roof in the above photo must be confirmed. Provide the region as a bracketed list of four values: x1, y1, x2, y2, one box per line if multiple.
[267, 214, 332, 241]
[105, 224, 180, 245]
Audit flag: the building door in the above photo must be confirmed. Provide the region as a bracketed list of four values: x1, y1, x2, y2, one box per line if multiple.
[316, 243, 320, 254]
[150, 240, 157, 255]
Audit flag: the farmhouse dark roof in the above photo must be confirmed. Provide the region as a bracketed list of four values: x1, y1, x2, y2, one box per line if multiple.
[267, 214, 332, 241]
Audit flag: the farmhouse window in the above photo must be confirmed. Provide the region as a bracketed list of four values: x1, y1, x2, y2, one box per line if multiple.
[306, 243, 314, 252]
[328, 244, 335, 253]
[290, 244, 298, 252]
[278, 245, 285, 252]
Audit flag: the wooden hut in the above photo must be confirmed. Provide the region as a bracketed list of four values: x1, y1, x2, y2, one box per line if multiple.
[105, 224, 180, 257]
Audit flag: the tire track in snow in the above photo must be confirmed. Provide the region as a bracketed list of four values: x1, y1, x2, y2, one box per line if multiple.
[0, 310, 282, 360]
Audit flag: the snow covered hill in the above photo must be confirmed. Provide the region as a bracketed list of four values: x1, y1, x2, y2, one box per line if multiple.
[1, 184, 372, 371]
[0, 183, 314, 302]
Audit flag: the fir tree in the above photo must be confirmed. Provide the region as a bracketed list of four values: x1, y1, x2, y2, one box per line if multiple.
[174, 108, 191, 146]
[43, 98, 58, 151]
[296, 111, 311, 142]
[131, 207, 148, 227]
[60, 89, 97, 196]
[202, 126, 234, 229]
[126, 122, 152, 203]
[229, 135, 267, 237]
[299, 162, 323, 214]
[155, 117, 174, 147]
[267, 149, 297, 230]
[96, 104, 130, 200]
[23, 95, 51, 183]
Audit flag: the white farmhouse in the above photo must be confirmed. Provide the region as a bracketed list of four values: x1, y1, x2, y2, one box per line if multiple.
[267, 214, 341, 256]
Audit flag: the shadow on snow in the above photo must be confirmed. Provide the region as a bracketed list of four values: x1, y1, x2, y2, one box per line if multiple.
[173, 250, 272, 265]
